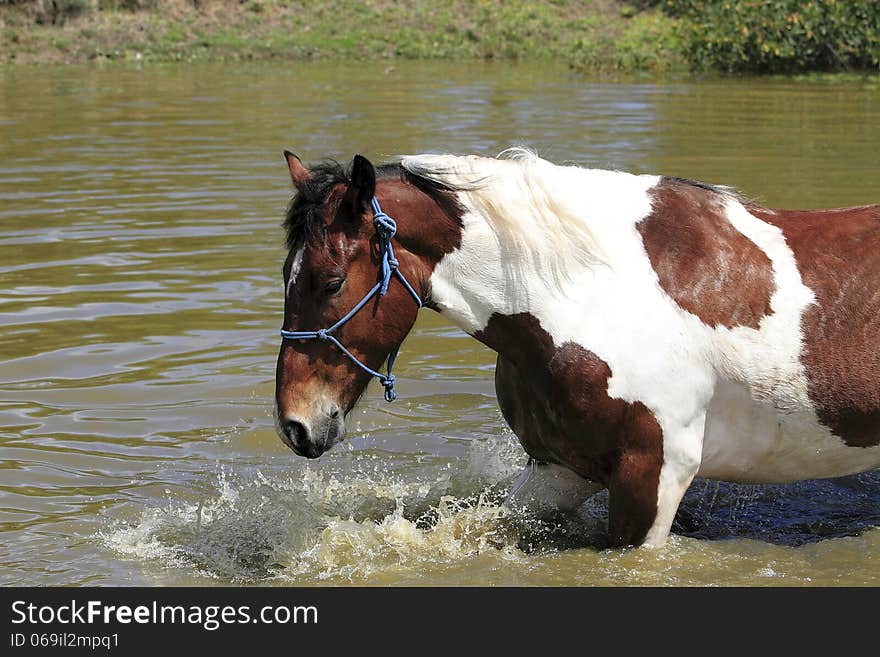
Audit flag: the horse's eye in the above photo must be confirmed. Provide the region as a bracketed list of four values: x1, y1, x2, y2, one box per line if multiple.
[323, 279, 344, 296]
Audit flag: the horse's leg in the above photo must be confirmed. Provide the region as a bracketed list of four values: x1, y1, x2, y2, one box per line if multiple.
[608, 416, 705, 547]
[506, 459, 604, 516]
[495, 356, 605, 516]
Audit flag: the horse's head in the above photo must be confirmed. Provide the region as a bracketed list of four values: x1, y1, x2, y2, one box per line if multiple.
[274, 152, 442, 458]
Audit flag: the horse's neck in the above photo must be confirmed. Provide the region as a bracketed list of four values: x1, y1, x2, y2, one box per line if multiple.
[423, 167, 661, 357]
[427, 221, 578, 363]
[426, 210, 541, 334]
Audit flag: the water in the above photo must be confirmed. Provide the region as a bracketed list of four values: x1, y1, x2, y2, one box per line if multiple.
[1, 62, 878, 586]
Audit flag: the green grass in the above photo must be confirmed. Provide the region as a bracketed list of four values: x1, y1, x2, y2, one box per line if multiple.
[0, 0, 688, 71]
[4, 0, 877, 74]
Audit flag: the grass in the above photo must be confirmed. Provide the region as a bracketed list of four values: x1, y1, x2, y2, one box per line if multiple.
[0, 0, 688, 71]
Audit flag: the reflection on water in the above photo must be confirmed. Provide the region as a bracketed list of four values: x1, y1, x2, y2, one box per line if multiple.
[0, 62, 878, 586]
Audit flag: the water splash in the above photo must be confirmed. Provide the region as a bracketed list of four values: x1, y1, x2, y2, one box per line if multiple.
[285, 493, 526, 583]
[99, 429, 880, 585]
[100, 431, 531, 583]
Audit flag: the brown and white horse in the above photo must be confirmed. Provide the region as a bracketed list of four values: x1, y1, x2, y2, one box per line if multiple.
[274, 148, 880, 548]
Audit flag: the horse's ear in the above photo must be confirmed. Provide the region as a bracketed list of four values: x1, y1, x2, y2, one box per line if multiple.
[283, 150, 312, 190]
[345, 154, 376, 211]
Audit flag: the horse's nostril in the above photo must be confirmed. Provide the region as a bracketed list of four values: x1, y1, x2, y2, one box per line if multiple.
[281, 418, 324, 459]
[329, 407, 340, 420]
[282, 418, 306, 451]
[284, 419, 307, 444]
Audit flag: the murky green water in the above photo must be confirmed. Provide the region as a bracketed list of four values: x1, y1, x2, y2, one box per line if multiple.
[1, 62, 878, 586]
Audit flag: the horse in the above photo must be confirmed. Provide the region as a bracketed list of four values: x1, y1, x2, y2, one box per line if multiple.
[273, 148, 880, 548]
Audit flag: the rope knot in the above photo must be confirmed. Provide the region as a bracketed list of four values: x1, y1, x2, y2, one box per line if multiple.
[380, 374, 397, 402]
[316, 329, 329, 341]
[373, 212, 397, 240]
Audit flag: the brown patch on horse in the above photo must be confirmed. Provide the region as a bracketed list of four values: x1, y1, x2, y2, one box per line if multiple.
[638, 178, 775, 330]
[751, 204, 880, 448]
[377, 166, 464, 269]
[478, 312, 664, 547]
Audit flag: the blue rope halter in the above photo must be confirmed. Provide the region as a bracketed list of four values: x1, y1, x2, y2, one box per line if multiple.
[279, 197, 423, 402]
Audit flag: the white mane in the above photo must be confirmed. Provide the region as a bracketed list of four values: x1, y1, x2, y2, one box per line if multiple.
[400, 148, 608, 282]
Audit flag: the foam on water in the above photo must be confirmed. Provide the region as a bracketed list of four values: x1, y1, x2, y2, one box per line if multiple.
[284, 494, 527, 582]
[100, 432, 533, 583]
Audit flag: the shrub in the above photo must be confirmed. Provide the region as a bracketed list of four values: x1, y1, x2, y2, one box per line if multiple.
[665, 0, 880, 73]
[34, 0, 94, 25]
[614, 10, 683, 71]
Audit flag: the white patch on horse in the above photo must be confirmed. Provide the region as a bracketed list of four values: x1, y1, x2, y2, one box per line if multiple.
[286, 247, 305, 298]
[415, 150, 880, 547]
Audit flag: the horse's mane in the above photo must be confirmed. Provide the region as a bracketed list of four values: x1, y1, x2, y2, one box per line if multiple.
[284, 161, 407, 249]
[661, 175, 743, 200]
[284, 160, 346, 249]
[400, 148, 606, 280]
[399, 150, 751, 278]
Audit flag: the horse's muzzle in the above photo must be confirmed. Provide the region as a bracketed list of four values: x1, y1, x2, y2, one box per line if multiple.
[275, 405, 343, 458]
